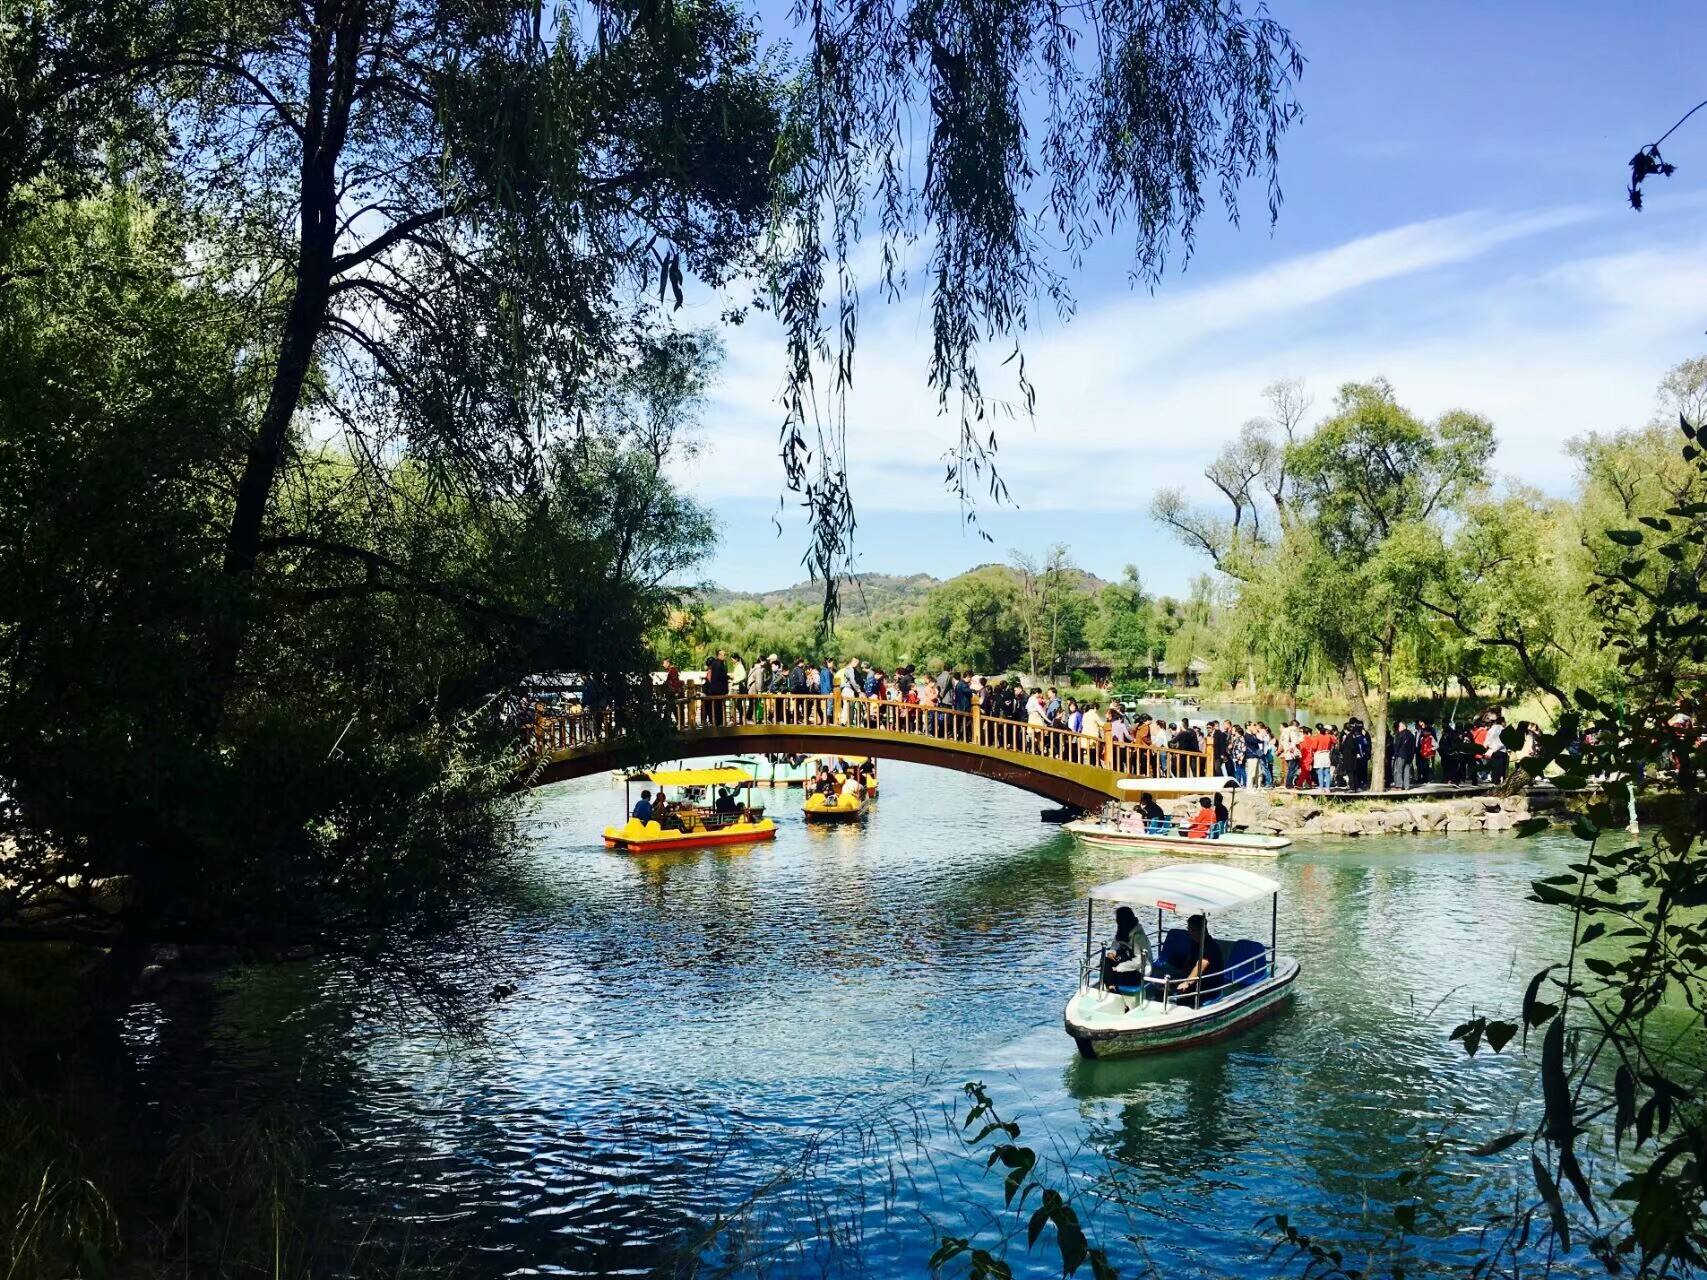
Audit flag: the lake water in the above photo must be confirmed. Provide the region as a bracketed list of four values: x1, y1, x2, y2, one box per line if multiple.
[126, 759, 1580, 1277]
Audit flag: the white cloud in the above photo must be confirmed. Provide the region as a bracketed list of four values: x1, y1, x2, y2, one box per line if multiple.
[679, 204, 1707, 518]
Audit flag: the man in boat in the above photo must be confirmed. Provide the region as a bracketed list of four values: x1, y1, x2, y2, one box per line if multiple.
[632, 789, 655, 823]
[1211, 792, 1229, 832]
[1184, 797, 1216, 838]
[713, 786, 739, 816]
[1173, 914, 1225, 1002]
[1136, 792, 1167, 832]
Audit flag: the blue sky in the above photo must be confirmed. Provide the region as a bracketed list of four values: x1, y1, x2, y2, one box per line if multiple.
[678, 1, 1707, 596]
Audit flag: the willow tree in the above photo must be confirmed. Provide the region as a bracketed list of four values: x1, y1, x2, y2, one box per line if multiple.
[758, 0, 1305, 604]
[1287, 380, 1494, 789]
[0, 0, 1305, 996]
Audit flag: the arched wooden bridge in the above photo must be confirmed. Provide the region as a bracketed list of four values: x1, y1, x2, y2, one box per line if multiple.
[528, 692, 1211, 810]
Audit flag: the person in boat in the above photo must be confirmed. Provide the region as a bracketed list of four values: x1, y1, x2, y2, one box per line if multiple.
[652, 788, 676, 829]
[813, 764, 837, 796]
[1137, 792, 1167, 832]
[838, 771, 863, 804]
[632, 789, 655, 822]
[713, 786, 739, 816]
[1211, 792, 1229, 832]
[1100, 905, 1147, 990]
[1184, 797, 1216, 839]
[1173, 914, 1225, 1001]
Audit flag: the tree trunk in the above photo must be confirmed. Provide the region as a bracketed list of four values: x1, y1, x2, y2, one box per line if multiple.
[1368, 638, 1395, 793]
[1339, 659, 1375, 790]
[224, 246, 334, 578]
[209, 14, 358, 698]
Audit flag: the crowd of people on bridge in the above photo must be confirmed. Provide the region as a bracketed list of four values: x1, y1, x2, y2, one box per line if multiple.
[667, 651, 1545, 792]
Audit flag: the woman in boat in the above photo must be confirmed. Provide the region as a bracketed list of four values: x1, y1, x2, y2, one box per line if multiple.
[1099, 906, 1147, 990]
[654, 789, 683, 831]
[1184, 797, 1216, 839]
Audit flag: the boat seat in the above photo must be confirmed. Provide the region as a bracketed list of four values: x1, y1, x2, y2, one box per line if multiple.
[1224, 938, 1269, 990]
[1108, 958, 1147, 994]
[1157, 928, 1195, 973]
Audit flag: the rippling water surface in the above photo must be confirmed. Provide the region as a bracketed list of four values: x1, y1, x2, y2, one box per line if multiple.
[178, 761, 1580, 1277]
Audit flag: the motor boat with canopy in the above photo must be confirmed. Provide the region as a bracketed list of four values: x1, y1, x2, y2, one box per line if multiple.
[1063, 776, 1291, 857]
[603, 767, 776, 852]
[1064, 863, 1299, 1058]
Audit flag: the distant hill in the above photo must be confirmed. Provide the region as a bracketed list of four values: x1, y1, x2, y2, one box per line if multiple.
[703, 563, 1112, 617]
[699, 572, 944, 617]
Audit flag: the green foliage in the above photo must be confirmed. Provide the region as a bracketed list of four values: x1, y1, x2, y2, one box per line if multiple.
[662, 553, 1159, 679]
[1283, 385, 1494, 760]
[1287, 381, 1494, 559]
[933, 1084, 1119, 1280]
[1088, 567, 1154, 679]
[764, 0, 1304, 602]
[0, 186, 711, 1005]
[1152, 372, 1698, 730]
[912, 569, 1027, 674]
[1271, 415, 1707, 1277]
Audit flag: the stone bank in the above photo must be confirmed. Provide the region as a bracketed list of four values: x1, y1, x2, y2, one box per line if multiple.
[1149, 787, 1569, 838]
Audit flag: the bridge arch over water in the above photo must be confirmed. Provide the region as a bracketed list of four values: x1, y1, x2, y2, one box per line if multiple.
[528, 692, 1211, 811]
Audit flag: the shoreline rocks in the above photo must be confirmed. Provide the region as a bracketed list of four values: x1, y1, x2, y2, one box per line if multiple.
[1147, 787, 1565, 839]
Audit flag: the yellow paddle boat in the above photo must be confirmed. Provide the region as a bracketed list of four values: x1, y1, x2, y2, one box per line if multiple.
[603, 767, 776, 852]
[802, 786, 865, 822]
[806, 754, 879, 798]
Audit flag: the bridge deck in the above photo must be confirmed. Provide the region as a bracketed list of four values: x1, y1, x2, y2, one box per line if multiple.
[529, 692, 1212, 809]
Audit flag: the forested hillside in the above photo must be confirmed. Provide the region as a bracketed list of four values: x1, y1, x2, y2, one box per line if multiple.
[660, 558, 1165, 679]
[672, 360, 1707, 737]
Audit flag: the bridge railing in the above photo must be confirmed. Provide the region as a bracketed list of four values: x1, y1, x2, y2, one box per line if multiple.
[533, 691, 1213, 779]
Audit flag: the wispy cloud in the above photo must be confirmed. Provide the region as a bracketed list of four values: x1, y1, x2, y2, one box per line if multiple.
[683, 203, 1705, 526]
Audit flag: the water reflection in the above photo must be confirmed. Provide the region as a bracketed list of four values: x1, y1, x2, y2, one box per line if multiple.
[126, 762, 1577, 1277]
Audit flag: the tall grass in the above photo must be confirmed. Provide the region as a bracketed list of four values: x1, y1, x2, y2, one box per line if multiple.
[0, 1086, 456, 1279]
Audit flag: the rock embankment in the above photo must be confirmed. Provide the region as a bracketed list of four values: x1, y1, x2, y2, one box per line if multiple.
[1153, 788, 1567, 838]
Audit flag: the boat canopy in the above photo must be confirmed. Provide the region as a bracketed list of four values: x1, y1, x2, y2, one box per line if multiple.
[647, 767, 754, 786]
[1116, 776, 1235, 796]
[1090, 863, 1280, 914]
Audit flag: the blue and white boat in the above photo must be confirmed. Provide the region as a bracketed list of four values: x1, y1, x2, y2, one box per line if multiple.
[1064, 863, 1300, 1058]
[1063, 776, 1291, 857]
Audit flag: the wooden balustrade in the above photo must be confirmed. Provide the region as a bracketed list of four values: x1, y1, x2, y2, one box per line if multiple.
[530, 691, 1214, 779]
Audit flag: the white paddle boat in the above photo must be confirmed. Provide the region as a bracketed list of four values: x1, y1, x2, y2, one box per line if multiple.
[1063, 776, 1291, 857]
[1064, 863, 1299, 1059]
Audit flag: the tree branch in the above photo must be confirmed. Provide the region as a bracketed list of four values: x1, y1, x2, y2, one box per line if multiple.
[330, 204, 458, 275]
